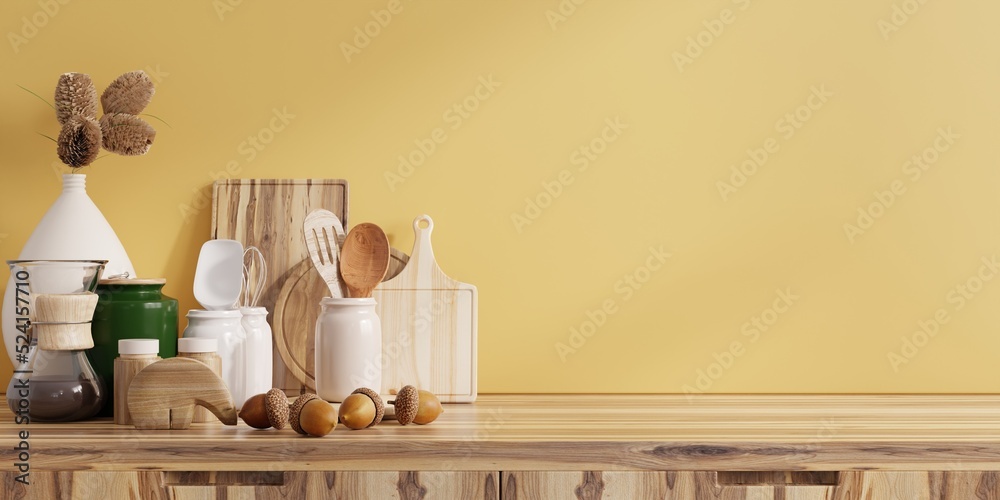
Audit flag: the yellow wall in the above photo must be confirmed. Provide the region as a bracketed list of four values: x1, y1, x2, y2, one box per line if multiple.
[1, 1, 998, 393]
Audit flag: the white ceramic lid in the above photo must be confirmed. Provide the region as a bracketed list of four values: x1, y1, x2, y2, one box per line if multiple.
[118, 339, 159, 356]
[187, 309, 242, 318]
[178, 337, 218, 353]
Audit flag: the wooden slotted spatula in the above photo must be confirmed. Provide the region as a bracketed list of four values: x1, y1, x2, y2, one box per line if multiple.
[304, 209, 348, 298]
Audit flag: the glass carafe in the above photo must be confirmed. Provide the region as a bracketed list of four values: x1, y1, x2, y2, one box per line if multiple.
[5, 260, 107, 422]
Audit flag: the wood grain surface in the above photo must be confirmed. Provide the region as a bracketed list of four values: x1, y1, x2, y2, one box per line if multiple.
[211, 179, 349, 393]
[272, 250, 409, 392]
[112, 355, 159, 425]
[501, 471, 1000, 500]
[126, 358, 237, 430]
[0, 471, 498, 500]
[373, 215, 478, 402]
[176, 352, 223, 423]
[4, 395, 1000, 473]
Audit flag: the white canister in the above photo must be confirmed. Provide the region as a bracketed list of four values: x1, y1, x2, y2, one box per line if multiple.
[182, 309, 247, 409]
[240, 307, 273, 398]
[315, 298, 382, 403]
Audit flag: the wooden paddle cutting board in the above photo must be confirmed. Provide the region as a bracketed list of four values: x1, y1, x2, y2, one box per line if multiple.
[211, 179, 349, 392]
[373, 215, 478, 403]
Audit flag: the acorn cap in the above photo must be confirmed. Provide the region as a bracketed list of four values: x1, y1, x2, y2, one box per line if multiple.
[393, 386, 419, 426]
[352, 387, 384, 428]
[289, 393, 320, 435]
[264, 388, 289, 430]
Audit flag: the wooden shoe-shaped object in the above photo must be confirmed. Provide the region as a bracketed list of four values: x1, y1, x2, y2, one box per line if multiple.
[127, 358, 238, 430]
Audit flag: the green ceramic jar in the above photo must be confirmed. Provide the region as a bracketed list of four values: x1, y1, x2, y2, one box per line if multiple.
[90, 279, 178, 418]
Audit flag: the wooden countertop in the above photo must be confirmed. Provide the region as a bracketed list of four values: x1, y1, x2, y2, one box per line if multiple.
[3, 394, 1000, 472]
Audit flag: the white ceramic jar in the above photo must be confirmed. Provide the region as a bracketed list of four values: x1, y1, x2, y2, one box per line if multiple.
[182, 310, 247, 409]
[315, 298, 382, 403]
[240, 307, 273, 398]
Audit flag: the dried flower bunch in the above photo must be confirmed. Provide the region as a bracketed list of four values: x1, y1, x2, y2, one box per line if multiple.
[54, 70, 157, 168]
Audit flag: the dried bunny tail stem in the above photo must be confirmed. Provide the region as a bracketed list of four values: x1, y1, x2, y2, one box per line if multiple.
[100, 113, 156, 156]
[101, 70, 155, 115]
[57, 115, 102, 168]
[54, 73, 98, 125]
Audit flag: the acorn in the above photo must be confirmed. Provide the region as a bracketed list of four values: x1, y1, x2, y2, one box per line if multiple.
[339, 388, 384, 430]
[240, 389, 289, 430]
[389, 385, 420, 425]
[299, 399, 338, 437]
[413, 389, 443, 425]
[289, 393, 320, 435]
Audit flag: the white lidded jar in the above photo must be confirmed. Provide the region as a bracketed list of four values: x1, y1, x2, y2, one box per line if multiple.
[315, 298, 382, 403]
[240, 307, 273, 398]
[182, 310, 247, 409]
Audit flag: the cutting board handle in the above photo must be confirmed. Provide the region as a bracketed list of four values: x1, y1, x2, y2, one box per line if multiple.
[410, 214, 440, 278]
[413, 214, 434, 234]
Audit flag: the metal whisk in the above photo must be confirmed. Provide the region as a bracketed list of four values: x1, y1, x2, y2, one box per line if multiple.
[240, 246, 267, 309]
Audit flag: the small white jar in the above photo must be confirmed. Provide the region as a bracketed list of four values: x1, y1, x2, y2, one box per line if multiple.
[182, 310, 247, 409]
[315, 298, 382, 403]
[240, 307, 273, 398]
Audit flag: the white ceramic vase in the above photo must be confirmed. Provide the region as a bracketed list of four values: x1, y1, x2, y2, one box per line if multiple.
[2, 174, 136, 364]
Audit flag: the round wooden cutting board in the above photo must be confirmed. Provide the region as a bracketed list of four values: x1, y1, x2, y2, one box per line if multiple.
[273, 249, 408, 390]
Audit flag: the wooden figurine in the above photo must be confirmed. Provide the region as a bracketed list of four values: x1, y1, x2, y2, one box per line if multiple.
[127, 358, 237, 430]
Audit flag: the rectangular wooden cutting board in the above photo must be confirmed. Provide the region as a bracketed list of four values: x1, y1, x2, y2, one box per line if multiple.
[373, 215, 478, 403]
[211, 179, 349, 393]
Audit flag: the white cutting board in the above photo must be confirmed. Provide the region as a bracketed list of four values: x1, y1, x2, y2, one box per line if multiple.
[373, 215, 478, 403]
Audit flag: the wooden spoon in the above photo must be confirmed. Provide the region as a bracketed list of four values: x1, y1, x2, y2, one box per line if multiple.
[339, 223, 391, 298]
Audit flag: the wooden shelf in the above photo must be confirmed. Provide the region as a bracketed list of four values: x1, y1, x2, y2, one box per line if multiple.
[4, 394, 1000, 472]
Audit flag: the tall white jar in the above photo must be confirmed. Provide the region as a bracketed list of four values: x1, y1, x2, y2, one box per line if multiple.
[183, 310, 247, 409]
[240, 307, 273, 398]
[315, 298, 382, 403]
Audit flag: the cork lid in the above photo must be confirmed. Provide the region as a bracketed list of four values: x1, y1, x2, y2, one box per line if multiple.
[178, 337, 218, 353]
[118, 339, 159, 356]
[99, 278, 167, 286]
